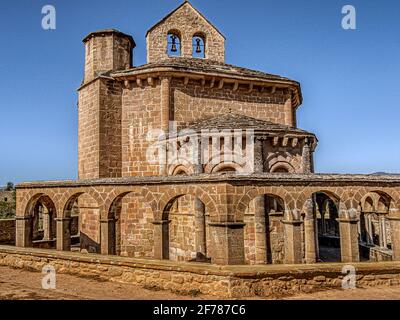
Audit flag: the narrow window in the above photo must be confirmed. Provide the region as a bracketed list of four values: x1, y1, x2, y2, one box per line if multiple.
[167, 32, 181, 57]
[192, 34, 205, 58]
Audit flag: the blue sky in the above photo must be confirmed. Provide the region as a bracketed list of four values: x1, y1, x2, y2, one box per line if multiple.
[0, 0, 399, 185]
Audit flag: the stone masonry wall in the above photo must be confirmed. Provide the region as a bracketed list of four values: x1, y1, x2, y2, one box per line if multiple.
[84, 33, 132, 83]
[99, 79, 123, 178]
[172, 79, 291, 129]
[78, 81, 101, 179]
[2, 246, 400, 298]
[0, 220, 15, 245]
[121, 83, 163, 177]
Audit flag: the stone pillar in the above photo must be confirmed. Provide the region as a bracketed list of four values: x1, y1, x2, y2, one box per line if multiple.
[304, 200, 317, 264]
[160, 76, 171, 176]
[301, 138, 312, 174]
[56, 218, 71, 251]
[194, 200, 207, 261]
[379, 214, 387, 249]
[209, 222, 245, 265]
[42, 211, 53, 241]
[160, 77, 170, 133]
[284, 95, 293, 127]
[254, 138, 264, 173]
[339, 216, 360, 263]
[153, 220, 170, 260]
[15, 216, 32, 248]
[283, 212, 303, 264]
[366, 213, 373, 245]
[100, 219, 116, 255]
[254, 195, 268, 264]
[388, 214, 400, 261]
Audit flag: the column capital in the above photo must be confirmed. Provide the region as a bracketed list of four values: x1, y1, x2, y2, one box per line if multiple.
[152, 220, 171, 225]
[15, 216, 31, 221]
[282, 220, 302, 226]
[55, 217, 72, 222]
[208, 222, 246, 228]
[337, 218, 359, 223]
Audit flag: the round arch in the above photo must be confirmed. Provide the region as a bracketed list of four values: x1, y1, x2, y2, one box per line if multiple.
[270, 162, 295, 173]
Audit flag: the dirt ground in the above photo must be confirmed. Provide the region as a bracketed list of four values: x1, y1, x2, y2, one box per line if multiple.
[0, 266, 400, 300]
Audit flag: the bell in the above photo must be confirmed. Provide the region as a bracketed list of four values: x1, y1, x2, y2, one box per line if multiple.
[170, 35, 178, 53]
[195, 38, 202, 53]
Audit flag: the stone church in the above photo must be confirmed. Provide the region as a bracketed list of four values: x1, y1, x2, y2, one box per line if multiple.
[15, 1, 400, 267]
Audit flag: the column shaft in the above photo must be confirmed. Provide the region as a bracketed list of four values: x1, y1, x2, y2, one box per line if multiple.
[209, 222, 245, 265]
[339, 218, 360, 263]
[153, 220, 170, 260]
[194, 199, 207, 261]
[56, 218, 71, 251]
[100, 219, 116, 255]
[254, 196, 267, 264]
[283, 220, 303, 264]
[389, 216, 400, 261]
[15, 217, 32, 248]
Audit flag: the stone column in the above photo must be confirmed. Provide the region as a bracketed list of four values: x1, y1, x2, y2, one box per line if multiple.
[301, 138, 312, 174]
[254, 195, 268, 264]
[304, 200, 317, 264]
[339, 215, 360, 263]
[56, 218, 71, 251]
[283, 211, 303, 264]
[42, 211, 52, 241]
[153, 220, 170, 260]
[209, 222, 245, 265]
[15, 216, 32, 248]
[379, 214, 387, 249]
[194, 200, 207, 261]
[160, 76, 171, 176]
[366, 213, 373, 245]
[388, 212, 400, 261]
[254, 138, 264, 173]
[100, 219, 116, 255]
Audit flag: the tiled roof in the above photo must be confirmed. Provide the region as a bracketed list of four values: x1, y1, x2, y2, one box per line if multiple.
[111, 57, 296, 83]
[186, 113, 314, 136]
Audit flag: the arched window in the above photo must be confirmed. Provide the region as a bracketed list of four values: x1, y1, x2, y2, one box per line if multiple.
[167, 31, 181, 57]
[192, 34, 205, 58]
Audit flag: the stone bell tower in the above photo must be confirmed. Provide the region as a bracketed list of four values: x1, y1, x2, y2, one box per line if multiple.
[78, 30, 135, 179]
[146, 1, 226, 63]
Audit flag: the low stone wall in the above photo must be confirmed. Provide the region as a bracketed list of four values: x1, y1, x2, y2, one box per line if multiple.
[1, 245, 400, 298]
[0, 220, 15, 245]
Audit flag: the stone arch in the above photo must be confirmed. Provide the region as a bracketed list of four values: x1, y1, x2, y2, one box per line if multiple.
[299, 189, 344, 263]
[61, 190, 101, 253]
[167, 29, 182, 56]
[158, 186, 217, 221]
[241, 190, 287, 265]
[192, 31, 206, 58]
[236, 187, 295, 221]
[298, 189, 347, 215]
[169, 164, 193, 176]
[102, 191, 134, 256]
[158, 190, 210, 262]
[208, 162, 243, 174]
[141, 187, 159, 217]
[358, 190, 395, 252]
[24, 193, 57, 245]
[24, 193, 57, 218]
[270, 161, 295, 173]
[59, 188, 102, 219]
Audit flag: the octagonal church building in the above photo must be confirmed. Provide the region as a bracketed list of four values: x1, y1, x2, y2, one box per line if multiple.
[15, 1, 400, 266]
